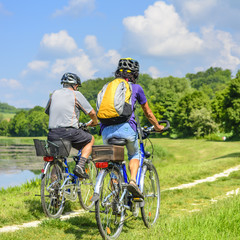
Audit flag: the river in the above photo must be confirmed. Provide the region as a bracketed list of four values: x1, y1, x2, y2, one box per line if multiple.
[0, 145, 43, 189]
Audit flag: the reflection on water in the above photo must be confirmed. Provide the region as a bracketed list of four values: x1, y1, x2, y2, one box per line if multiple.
[0, 145, 43, 189]
[0, 169, 40, 189]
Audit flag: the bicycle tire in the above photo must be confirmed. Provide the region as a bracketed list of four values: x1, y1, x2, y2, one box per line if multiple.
[95, 166, 125, 240]
[78, 159, 97, 210]
[141, 164, 160, 228]
[41, 161, 65, 218]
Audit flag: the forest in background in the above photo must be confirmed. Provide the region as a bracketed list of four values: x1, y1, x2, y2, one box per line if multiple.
[1, 66, 240, 139]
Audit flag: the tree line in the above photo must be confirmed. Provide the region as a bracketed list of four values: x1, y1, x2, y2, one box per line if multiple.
[1, 67, 240, 138]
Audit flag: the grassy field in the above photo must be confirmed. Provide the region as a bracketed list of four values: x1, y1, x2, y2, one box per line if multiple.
[1, 138, 240, 239]
[0, 112, 15, 121]
[0, 136, 47, 146]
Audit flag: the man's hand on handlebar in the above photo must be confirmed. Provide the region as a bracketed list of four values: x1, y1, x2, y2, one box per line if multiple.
[154, 124, 165, 132]
[86, 120, 100, 127]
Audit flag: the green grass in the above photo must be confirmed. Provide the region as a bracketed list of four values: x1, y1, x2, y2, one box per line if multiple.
[0, 112, 15, 121]
[1, 138, 240, 239]
[0, 136, 47, 145]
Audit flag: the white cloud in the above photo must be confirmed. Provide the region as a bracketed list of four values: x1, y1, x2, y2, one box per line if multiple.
[84, 35, 104, 56]
[27, 60, 49, 71]
[201, 26, 240, 71]
[148, 66, 161, 79]
[84, 35, 121, 73]
[40, 30, 78, 54]
[51, 53, 97, 80]
[182, 0, 217, 17]
[0, 78, 22, 89]
[53, 0, 95, 17]
[21, 60, 50, 76]
[24, 31, 120, 82]
[123, 1, 203, 57]
[104, 50, 121, 66]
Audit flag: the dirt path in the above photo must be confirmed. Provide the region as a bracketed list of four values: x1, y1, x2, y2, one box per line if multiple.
[0, 209, 85, 233]
[163, 164, 240, 191]
[1, 164, 240, 233]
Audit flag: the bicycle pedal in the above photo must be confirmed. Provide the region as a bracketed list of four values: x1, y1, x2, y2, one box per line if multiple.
[133, 197, 144, 202]
[121, 183, 128, 188]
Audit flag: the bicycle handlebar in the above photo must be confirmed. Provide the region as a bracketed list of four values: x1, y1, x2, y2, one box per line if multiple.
[142, 120, 170, 134]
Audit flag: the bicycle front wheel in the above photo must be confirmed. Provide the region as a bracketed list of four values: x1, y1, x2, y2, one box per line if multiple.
[78, 159, 97, 210]
[95, 166, 125, 240]
[41, 161, 65, 218]
[141, 164, 160, 228]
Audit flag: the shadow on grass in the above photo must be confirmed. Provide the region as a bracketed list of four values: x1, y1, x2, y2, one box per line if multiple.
[64, 215, 100, 239]
[24, 199, 43, 219]
[213, 152, 240, 160]
[64, 214, 142, 239]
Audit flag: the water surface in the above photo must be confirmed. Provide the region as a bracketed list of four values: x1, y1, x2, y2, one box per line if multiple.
[0, 145, 42, 189]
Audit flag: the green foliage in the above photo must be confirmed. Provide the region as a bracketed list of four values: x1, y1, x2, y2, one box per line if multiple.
[189, 108, 219, 137]
[173, 90, 215, 137]
[0, 120, 9, 136]
[0, 102, 17, 113]
[186, 67, 231, 99]
[1, 66, 240, 138]
[7, 106, 48, 137]
[0, 113, 3, 122]
[212, 76, 240, 136]
[138, 75, 191, 128]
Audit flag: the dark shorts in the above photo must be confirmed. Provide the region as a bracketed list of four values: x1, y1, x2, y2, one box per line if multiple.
[48, 127, 92, 150]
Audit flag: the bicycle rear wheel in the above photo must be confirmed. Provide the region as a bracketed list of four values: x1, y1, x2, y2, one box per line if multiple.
[78, 159, 97, 210]
[41, 161, 65, 218]
[141, 164, 160, 228]
[95, 166, 125, 240]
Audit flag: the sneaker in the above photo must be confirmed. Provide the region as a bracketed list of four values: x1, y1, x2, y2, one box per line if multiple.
[73, 165, 89, 179]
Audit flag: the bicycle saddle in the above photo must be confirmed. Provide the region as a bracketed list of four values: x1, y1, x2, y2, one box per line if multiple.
[107, 137, 127, 146]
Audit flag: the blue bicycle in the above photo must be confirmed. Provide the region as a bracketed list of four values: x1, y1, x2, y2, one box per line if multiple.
[34, 134, 97, 218]
[92, 120, 170, 239]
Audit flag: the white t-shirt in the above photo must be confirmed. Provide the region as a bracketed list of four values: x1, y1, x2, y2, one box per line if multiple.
[45, 88, 93, 129]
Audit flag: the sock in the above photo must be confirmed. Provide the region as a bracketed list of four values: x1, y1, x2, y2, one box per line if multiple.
[77, 157, 87, 169]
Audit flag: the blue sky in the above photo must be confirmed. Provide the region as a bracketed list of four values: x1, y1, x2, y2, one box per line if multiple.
[1, 0, 240, 108]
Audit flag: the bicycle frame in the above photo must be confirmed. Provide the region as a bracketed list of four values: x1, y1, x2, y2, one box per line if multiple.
[93, 141, 147, 203]
[63, 149, 82, 182]
[42, 149, 82, 187]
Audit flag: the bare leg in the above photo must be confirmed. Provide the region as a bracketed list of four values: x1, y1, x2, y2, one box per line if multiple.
[81, 136, 95, 158]
[127, 158, 144, 198]
[129, 158, 139, 182]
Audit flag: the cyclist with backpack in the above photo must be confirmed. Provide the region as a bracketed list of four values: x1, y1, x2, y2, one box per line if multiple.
[45, 72, 98, 179]
[97, 58, 164, 199]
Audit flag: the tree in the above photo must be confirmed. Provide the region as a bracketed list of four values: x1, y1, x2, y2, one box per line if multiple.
[8, 111, 29, 136]
[0, 120, 9, 136]
[212, 76, 240, 136]
[173, 90, 215, 137]
[186, 67, 231, 98]
[189, 108, 218, 137]
[7, 106, 49, 137]
[27, 106, 49, 136]
[145, 76, 191, 129]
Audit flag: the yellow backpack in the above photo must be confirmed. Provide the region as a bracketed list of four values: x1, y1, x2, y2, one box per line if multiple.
[96, 78, 132, 125]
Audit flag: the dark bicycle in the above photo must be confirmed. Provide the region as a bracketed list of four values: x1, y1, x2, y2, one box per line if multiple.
[34, 130, 97, 218]
[91, 120, 170, 239]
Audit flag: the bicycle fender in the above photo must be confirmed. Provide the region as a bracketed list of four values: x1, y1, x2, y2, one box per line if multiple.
[94, 169, 106, 195]
[43, 162, 51, 176]
[139, 164, 148, 207]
